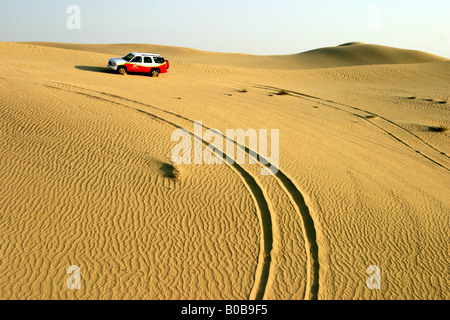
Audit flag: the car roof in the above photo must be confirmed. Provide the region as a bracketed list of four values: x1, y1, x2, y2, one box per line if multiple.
[130, 52, 163, 57]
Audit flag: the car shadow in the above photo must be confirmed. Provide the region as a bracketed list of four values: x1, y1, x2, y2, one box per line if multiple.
[75, 66, 112, 73]
[75, 65, 152, 77]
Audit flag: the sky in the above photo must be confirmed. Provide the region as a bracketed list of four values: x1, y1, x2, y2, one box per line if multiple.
[1, 0, 449, 57]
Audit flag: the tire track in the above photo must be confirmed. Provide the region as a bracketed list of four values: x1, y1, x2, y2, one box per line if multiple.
[41, 81, 320, 300]
[40, 82, 275, 300]
[253, 84, 450, 172]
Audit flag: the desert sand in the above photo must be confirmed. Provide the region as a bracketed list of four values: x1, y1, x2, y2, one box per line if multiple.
[0, 41, 448, 300]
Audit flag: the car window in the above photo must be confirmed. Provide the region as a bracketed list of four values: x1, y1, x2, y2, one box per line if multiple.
[144, 57, 153, 63]
[154, 57, 165, 64]
[123, 53, 135, 62]
[131, 56, 142, 63]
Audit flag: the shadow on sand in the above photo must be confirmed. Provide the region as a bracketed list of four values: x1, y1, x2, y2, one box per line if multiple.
[75, 65, 152, 77]
[75, 66, 112, 73]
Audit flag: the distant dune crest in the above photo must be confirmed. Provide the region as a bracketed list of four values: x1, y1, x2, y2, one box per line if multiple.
[298, 42, 448, 68]
[337, 42, 366, 46]
[21, 41, 448, 70]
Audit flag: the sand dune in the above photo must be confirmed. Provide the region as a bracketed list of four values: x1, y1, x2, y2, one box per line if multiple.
[0, 42, 448, 300]
[297, 42, 448, 68]
[23, 41, 448, 69]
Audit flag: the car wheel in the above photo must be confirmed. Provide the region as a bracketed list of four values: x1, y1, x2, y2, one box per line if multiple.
[118, 66, 127, 75]
[151, 69, 160, 77]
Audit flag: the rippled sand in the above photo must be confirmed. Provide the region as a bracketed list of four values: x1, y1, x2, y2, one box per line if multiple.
[0, 42, 448, 299]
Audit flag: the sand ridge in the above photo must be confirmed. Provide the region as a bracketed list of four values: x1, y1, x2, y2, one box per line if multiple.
[22, 41, 448, 69]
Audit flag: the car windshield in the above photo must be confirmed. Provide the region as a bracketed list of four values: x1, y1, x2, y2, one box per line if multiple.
[123, 53, 135, 62]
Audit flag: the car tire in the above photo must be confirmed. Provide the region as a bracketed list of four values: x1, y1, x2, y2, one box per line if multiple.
[118, 66, 127, 75]
[150, 69, 160, 77]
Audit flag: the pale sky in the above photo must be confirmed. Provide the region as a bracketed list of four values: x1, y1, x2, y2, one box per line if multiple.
[1, 0, 449, 57]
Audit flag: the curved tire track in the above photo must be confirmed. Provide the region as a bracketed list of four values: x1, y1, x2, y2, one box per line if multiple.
[41, 81, 320, 300]
[254, 84, 450, 172]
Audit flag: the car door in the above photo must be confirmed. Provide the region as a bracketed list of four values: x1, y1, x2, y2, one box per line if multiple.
[142, 56, 153, 73]
[129, 56, 143, 72]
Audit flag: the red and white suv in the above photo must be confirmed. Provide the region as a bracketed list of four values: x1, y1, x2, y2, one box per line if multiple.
[108, 52, 169, 77]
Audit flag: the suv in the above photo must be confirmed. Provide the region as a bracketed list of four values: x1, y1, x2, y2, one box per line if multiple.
[108, 52, 170, 77]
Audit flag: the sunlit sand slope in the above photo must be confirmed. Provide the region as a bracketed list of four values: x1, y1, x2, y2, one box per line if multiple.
[0, 42, 448, 299]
